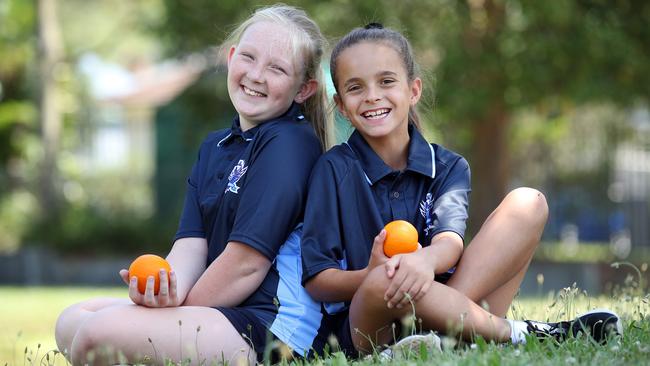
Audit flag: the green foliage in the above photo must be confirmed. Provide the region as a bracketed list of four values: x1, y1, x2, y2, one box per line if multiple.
[0, 190, 38, 253]
[0, 0, 173, 254]
[0, 0, 35, 79]
[26, 203, 166, 255]
[2, 0, 650, 253]
[155, 0, 650, 235]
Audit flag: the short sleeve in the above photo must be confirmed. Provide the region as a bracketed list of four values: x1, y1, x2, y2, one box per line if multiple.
[300, 158, 345, 285]
[431, 156, 471, 240]
[228, 129, 321, 260]
[174, 148, 207, 242]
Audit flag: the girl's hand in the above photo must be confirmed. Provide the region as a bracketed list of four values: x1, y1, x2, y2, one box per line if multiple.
[367, 229, 389, 272]
[383, 249, 435, 309]
[119, 269, 181, 307]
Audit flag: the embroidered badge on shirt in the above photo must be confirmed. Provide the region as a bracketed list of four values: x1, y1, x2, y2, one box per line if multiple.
[225, 160, 248, 194]
[420, 193, 435, 236]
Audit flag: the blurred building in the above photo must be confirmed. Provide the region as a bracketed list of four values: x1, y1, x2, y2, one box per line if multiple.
[610, 107, 650, 254]
[75, 53, 206, 218]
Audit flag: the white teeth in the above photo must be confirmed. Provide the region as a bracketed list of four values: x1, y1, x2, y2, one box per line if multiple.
[243, 86, 266, 97]
[362, 108, 390, 119]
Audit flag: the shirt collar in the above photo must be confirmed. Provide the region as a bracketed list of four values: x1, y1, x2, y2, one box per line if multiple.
[218, 103, 304, 146]
[405, 124, 436, 179]
[345, 124, 436, 185]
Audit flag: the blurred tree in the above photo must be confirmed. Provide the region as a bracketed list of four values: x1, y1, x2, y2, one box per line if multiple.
[431, 0, 650, 232]
[0, 0, 40, 252]
[37, 0, 64, 215]
[1, 0, 169, 254]
[154, 0, 650, 235]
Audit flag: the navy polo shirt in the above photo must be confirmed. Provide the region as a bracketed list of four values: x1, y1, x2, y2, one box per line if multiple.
[301, 125, 471, 287]
[174, 102, 321, 276]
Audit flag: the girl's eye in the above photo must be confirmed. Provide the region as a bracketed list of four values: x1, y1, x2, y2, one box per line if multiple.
[381, 78, 396, 85]
[346, 85, 361, 93]
[240, 53, 254, 60]
[270, 65, 287, 74]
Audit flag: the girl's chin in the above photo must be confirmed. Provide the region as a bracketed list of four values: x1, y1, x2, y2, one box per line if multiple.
[358, 128, 393, 140]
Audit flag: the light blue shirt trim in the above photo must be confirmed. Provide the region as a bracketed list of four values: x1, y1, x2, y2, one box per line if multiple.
[269, 226, 322, 356]
[429, 143, 436, 178]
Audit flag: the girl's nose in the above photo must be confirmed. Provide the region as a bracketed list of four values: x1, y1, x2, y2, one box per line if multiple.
[365, 86, 381, 103]
[246, 64, 265, 83]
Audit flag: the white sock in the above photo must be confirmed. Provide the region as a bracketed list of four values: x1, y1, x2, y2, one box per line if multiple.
[507, 319, 530, 344]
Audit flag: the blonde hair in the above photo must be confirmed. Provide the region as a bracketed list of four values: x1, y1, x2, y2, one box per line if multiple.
[221, 4, 332, 150]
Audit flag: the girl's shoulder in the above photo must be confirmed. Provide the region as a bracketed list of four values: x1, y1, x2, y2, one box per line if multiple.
[321, 143, 358, 164]
[431, 143, 470, 171]
[309, 143, 362, 181]
[196, 129, 232, 151]
[259, 119, 320, 144]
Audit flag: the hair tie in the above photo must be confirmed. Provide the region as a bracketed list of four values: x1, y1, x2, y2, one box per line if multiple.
[364, 22, 384, 30]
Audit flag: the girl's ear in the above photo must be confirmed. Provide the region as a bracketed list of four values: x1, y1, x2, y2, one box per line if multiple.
[410, 77, 423, 106]
[227, 46, 237, 67]
[294, 79, 319, 103]
[333, 94, 349, 119]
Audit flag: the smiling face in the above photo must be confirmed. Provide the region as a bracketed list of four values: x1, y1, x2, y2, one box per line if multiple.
[333, 41, 421, 144]
[227, 21, 312, 130]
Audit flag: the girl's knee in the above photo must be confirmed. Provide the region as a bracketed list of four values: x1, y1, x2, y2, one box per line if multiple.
[55, 301, 91, 356]
[70, 310, 127, 364]
[357, 266, 390, 303]
[70, 320, 100, 364]
[504, 187, 548, 224]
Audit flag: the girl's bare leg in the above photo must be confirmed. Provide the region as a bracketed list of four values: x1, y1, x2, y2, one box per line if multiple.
[349, 267, 511, 353]
[69, 304, 255, 365]
[348, 188, 548, 352]
[447, 187, 548, 316]
[55, 297, 132, 358]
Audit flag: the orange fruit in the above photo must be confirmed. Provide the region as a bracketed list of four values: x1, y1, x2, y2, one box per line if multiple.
[383, 220, 418, 257]
[128, 254, 172, 295]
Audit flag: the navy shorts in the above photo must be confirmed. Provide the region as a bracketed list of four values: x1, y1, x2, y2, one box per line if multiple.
[216, 306, 300, 363]
[334, 271, 453, 356]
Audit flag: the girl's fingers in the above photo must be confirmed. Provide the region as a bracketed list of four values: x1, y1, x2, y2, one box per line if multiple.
[397, 282, 421, 308]
[119, 269, 130, 285]
[169, 271, 178, 305]
[373, 230, 387, 248]
[128, 276, 143, 304]
[143, 276, 157, 307]
[385, 256, 400, 278]
[158, 270, 169, 306]
[384, 269, 407, 307]
[414, 280, 431, 302]
[390, 277, 416, 309]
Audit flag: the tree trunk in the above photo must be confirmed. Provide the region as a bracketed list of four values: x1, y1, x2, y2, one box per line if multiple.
[37, 0, 63, 215]
[461, 0, 511, 236]
[467, 105, 511, 236]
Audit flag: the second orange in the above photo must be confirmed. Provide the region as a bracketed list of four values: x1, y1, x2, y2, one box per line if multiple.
[383, 220, 419, 257]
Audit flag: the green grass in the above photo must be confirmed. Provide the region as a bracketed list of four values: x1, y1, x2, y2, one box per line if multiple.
[0, 285, 648, 365]
[0, 287, 127, 366]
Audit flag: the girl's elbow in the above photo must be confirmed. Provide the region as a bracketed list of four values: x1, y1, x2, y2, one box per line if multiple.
[304, 279, 326, 302]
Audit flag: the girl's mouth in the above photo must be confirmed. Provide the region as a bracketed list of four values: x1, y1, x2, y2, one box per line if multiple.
[242, 86, 267, 97]
[361, 108, 391, 120]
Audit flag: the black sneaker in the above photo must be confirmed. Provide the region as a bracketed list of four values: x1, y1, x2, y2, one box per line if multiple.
[524, 309, 623, 343]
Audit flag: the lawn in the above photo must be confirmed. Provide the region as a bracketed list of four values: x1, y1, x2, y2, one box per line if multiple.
[0, 287, 127, 366]
[0, 284, 648, 365]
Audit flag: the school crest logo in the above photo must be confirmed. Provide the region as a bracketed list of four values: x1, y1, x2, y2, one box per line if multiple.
[419, 193, 435, 236]
[225, 160, 248, 194]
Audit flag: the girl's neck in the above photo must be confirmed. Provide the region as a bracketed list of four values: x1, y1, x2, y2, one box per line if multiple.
[239, 116, 255, 131]
[364, 128, 410, 171]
